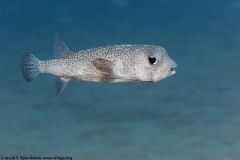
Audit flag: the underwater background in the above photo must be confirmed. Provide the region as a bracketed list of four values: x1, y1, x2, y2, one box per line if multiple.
[1, 0, 240, 159]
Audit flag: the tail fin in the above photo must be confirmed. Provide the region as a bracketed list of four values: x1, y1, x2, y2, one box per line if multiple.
[19, 52, 40, 82]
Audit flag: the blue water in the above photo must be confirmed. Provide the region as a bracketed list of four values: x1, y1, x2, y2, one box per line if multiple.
[1, 0, 240, 159]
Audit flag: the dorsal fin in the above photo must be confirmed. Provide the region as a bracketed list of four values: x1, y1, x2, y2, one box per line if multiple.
[53, 34, 73, 59]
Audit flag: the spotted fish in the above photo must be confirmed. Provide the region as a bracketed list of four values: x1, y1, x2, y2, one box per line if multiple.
[19, 34, 177, 96]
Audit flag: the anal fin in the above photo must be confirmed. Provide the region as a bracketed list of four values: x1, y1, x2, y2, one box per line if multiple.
[55, 76, 70, 97]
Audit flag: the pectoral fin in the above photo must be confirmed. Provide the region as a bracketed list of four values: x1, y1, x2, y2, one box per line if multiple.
[93, 58, 115, 82]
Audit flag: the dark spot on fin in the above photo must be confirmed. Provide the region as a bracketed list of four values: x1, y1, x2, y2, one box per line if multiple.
[61, 50, 73, 59]
[55, 76, 70, 98]
[93, 58, 115, 82]
[53, 33, 73, 59]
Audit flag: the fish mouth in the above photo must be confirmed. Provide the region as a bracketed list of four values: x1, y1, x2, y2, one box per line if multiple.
[170, 68, 176, 74]
[170, 63, 177, 75]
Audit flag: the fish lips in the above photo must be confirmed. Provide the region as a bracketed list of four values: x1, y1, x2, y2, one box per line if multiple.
[170, 63, 177, 75]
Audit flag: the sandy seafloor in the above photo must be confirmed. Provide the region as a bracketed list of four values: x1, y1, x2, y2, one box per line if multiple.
[0, 0, 240, 159]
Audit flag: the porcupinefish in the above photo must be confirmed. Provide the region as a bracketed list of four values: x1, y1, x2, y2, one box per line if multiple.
[19, 34, 177, 96]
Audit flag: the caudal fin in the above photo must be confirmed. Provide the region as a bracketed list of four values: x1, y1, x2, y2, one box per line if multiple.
[19, 52, 40, 82]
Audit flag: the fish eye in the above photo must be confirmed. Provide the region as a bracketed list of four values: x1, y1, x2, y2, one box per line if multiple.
[148, 56, 157, 65]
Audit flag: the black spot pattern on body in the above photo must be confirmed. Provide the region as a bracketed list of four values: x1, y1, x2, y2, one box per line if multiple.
[57, 44, 165, 82]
